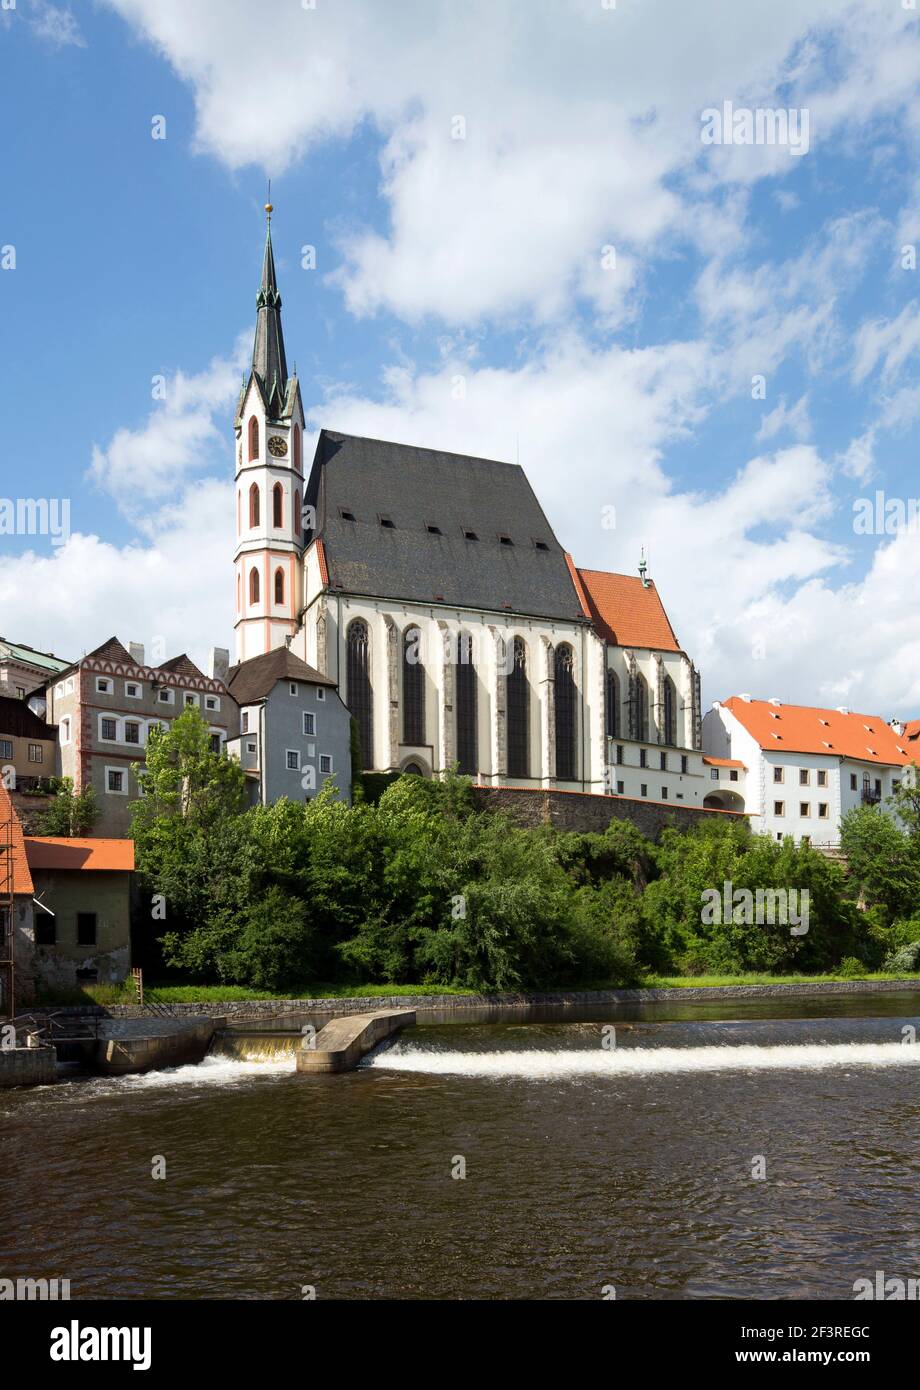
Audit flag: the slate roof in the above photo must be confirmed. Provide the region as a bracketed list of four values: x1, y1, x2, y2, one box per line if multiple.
[226, 648, 336, 705]
[723, 697, 911, 766]
[576, 568, 682, 651]
[305, 430, 589, 623]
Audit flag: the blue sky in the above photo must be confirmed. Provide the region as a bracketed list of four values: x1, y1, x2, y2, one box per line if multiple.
[2, 0, 920, 714]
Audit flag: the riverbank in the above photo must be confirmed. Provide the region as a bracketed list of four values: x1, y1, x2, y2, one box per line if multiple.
[28, 974, 920, 1020]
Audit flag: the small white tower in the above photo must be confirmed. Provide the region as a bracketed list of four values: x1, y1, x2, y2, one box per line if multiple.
[233, 202, 306, 661]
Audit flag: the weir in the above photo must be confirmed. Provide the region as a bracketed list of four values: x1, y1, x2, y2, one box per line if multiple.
[296, 1008, 417, 1073]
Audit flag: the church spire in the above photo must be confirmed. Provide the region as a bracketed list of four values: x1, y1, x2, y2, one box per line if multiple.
[251, 201, 289, 416]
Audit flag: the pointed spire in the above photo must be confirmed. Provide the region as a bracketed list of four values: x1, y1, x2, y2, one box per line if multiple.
[251, 200, 289, 416]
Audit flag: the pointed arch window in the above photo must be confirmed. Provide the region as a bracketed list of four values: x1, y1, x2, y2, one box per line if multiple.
[554, 643, 576, 781]
[274, 568, 285, 605]
[347, 619, 373, 770]
[294, 489, 302, 538]
[248, 416, 259, 461]
[249, 567, 260, 605]
[506, 637, 530, 778]
[635, 673, 650, 743]
[293, 424, 302, 473]
[249, 482, 260, 528]
[663, 674, 677, 746]
[273, 482, 283, 528]
[605, 669, 620, 738]
[402, 627, 425, 745]
[456, 632, 477, 775]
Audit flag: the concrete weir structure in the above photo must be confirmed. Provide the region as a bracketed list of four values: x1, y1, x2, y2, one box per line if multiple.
[296, 1008, 416, 1074]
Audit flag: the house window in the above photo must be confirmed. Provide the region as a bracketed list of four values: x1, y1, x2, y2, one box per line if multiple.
[316, 688, 325, 701]
[818, 803, 829, 818]
[800, 802, 810, 817]
[125, 682, 142, 698]
[605, 669, 620, 739]
[403, 627, 425, 745]
[616, 780, 624, 794]
[456, 632, 477, 776]
[95, 677, 111, 694]
[659, 751, 667, 771]
[303, 711, 316, 736]
[35, 911, 55, 946]
[729, 769, 739, 782]
[663, 675, 677, 746]
[184, 694, 198, 708]
[209, 734, 221, 754]
[77, 912, 97, 946]
[616, 744, 624, 764]
[710, 768, 719, 780]
[640, 783, 648, 797]
[246, 741, 257, 754]
[554, 644, 576, 781]
[15, 686, 24, 699]
[124, 722, 140, 745]
[817, 769, 827, 787]
[640, 749, 648, 769]
[106, 768, 126, 794]
[241, 712, 249, 733]
[60, 718, 71, 744]
[320, 754, 332, 774]
[773, 767, 784, 783]
[205, 696, 219, 712]
[850, 773, 858, 790]
[101, 718, 117, 740]
[289, 683, 298, 697]
[0, 738, 11, 759]
[158, 688, 174, 704]
[28, 743, 42, 763]
[681, 755, 688, 774]
[800, 769, 810, 785]
[346, 619, 373, 770]
[774, 800, 784, 816]
[661, 786, 668, 800]
[506, 637, 530, 778]
[286, 750, 300, 771]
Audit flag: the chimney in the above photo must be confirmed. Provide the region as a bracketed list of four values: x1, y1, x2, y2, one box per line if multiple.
[208, 646, 230, 683]
[739, 693, 752, 703]
[129, 641, 145, 666]
[891, 718, 904, 736]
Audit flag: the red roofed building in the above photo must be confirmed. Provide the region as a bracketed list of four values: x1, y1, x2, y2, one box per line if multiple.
[703, 695, 916, 843]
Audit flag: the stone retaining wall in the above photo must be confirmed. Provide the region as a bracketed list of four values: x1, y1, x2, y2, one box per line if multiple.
[0, 1046, 56, 1088]
[470, 786, 745, 840]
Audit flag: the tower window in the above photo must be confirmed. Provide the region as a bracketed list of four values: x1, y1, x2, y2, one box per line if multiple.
[274, 568, 285, 604]
[249, 567, 260, 604]
[293, 423, 302, 473]
[248, 416, 259, 461]
[249, 482, 260, 528]
[273, 482, 283, 528]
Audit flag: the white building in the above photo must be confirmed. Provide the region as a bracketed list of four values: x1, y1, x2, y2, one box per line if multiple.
[233, 206, 710, 804]
[703, 695, 915, 844]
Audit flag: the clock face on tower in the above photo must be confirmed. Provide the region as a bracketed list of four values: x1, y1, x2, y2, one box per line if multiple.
[267, 435, 288, 458]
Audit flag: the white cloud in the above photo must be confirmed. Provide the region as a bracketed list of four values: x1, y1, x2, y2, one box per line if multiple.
[756, 394, 812, 443]
[28, 1, 86, 48]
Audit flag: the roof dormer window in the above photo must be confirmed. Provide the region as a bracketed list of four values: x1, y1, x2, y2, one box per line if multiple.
[498, 534, 514, 546]
[426, 524, 443, 536]
[339, 508, 356, 522]
[379, 515, 395, 529]
[533, 539, 549, 551]
[463, 529, 478, 541]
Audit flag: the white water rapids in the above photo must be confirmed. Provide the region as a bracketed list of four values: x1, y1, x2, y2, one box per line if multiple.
[365, 1040, 920, 1078]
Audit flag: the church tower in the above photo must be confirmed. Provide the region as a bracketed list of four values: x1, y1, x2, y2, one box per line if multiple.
[233, 203, 305, 661]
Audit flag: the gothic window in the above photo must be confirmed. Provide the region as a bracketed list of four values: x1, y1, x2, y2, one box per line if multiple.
[636, 673, 650, 743]
[506, 637, 530, 778]
[456, 632, 477, 775]
[554, 643, 576, 781]
[249, 482, 260, 528]
[605, 669, 620, 738]
[248, 415, 259, 461]
[347, 619, 373, 770]
[402, 626, 425, 745]
[293, 424, 302, 473]
[663, 674, 677, 746]
[249, 567, 260, 604]
[274, 568, 285, 605]
[273, 482, 283, 528]
[294, 489, 302, 537]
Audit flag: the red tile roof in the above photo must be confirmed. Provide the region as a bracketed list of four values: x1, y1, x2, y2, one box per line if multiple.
[703, 756, 746, 770]
[25, 838, 135, 872]
[576, 568, 681, 651]
[904, 719, 920, 743]
[0, 784, 33, 895]
[722, 697, 912, 766]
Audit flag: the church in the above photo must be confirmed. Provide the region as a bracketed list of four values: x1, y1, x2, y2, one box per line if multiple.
[233, 207, 707, 804]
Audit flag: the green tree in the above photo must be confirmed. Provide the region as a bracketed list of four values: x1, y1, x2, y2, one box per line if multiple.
[36, 778, 99, 836]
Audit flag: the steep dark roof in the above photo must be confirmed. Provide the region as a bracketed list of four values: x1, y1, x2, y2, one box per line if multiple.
[251, 211, 289, 416]
[158, 653, 207, 680]
[226, 648, 336, 705]
[0, 694, 56, 741]
[305, 430, 588, 622]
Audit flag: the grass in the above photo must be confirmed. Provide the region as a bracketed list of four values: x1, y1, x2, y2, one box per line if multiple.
[32, 970, 920, 1008]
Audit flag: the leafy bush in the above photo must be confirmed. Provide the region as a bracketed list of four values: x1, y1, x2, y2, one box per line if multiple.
[882, 941, 920, 973]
